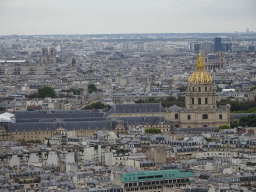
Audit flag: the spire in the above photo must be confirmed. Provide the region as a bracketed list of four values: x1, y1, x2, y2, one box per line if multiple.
[196, 46, 204, 71]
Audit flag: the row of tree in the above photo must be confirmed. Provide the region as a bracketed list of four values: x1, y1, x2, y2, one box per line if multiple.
[144, 128, 161, 134]
[217, 98, 256, 113]
[83, 102, 111, 110]
[26, 84, 98, 99]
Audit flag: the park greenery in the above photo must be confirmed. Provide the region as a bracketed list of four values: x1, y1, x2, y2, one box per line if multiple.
[37, 86, 56, 98]
[61, 88, 84, 95]
[214, 125, 231, 132]
[145, 128, 161, 134]
[83, 102, 111, 110]
[135, 96, 185, 108]
[217, 98, 256, 113]
[177, 86, 187, 92]
[83, 69, 94, 74]
[238, 114, 256, 127]
[17, 139, 42, 144]
[87, 84, 97, 93]
[47, 140, 51, 147]
[250, 86, 256, 91]
[246, 162, 256, 166]
[216, 86, 223, 92]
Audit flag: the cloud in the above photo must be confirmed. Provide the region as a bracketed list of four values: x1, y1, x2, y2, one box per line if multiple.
[0, 0, 255, 35]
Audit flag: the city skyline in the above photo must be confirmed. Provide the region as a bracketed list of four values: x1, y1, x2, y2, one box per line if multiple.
[0, 0, 256, 35]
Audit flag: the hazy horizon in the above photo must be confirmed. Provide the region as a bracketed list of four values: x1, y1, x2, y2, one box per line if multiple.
[0, 0, 256, 36]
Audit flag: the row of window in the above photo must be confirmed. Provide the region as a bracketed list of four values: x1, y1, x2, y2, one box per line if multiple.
[191, 87, 211, 92]
[175, 114, 222, 120]
[192, 98, 208, 105]
[124, 178, 189, 187]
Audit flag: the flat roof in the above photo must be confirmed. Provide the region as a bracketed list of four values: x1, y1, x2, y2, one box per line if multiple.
[6, 60, 26, 63]
[121, 169, 193, 183]
[0, 60, 26, 63]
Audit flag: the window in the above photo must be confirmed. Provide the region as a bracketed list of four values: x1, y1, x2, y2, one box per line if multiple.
[193, 87, 194, 92]
[219, 114, 222, 119]
[198, 98, 201, 104]
[205, 87, 207, 92]
[198, 87, 201, 92]
[203, 114, 208, 119]
[188, 115, 190, 120]
[175, 114, 178, 119]
[175, 125, 178, 128]
[205, 98, 208, 104]
[203, 125, 207, 127]
[192, 98, 194, 104]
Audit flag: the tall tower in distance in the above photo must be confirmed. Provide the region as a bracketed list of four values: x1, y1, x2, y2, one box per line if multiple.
[214, 37, 222, 53]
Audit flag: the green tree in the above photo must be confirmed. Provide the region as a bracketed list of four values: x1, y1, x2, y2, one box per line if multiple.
[26, 92, 37, 99]
[84, 102, 106, 109]
[215, 125, 231, 132]
[18, 138, 26, 143]
[216, 86, 223, 92]
[177, 86, 187, 92]
[230, 120, 239, 128]
[37, 86, 56, 98]
[135, 99, 144, 103]
[47, 140, 51, 147]
[145, 128, 161, 134]
[148, 97, 156, 103]
[88, 84, 97, 93]
[0, 107, 5, 111]
[250, 86, 256, 91]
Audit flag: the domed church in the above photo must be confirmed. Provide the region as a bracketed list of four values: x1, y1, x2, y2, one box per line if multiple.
[167, 49, 230, 128]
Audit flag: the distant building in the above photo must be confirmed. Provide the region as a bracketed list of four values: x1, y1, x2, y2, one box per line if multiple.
[248, 46, 255, 51]
[214, 37, 222, 53]
[41, 47, 56, 64]
[202, 50, 225, 71]
[222, 43, 232, 52]
[189, 43, 201, 51]
[202, 42, 214, 52]
[119, 169, 194, 191]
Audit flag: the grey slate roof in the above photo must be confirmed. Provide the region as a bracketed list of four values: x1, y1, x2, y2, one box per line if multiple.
[5, 120, 123, 132]
[169, 105, 181, 111]
[230, 113, 256, 119]
[17, 117, 108, 123]
[15, 110, 105, 121]
[109, 103, 166, 113]
[114, 116, 170, 129]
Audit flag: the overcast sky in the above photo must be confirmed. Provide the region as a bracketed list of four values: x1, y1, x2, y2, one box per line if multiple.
[0, 0, 255, 35]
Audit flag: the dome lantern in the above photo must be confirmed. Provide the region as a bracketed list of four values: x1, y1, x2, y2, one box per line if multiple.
[188, 47, 213, 85]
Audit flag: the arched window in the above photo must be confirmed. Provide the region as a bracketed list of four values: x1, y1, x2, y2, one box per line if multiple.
[203, 114, 208, 119]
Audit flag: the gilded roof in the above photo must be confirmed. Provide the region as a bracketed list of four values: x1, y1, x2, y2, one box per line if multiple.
[188, 49, 212, 85]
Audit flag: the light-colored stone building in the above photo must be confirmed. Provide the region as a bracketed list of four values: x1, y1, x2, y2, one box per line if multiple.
[109, 50, 230, 128]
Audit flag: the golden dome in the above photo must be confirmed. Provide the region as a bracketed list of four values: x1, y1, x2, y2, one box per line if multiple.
[188, 49, 212, 84]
